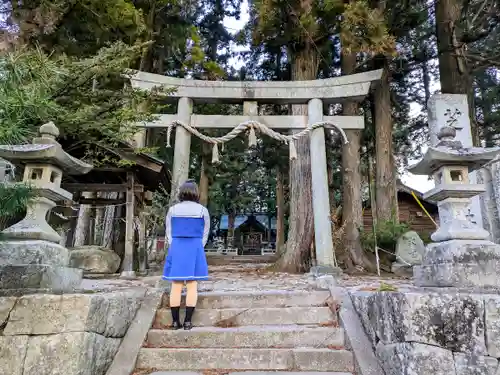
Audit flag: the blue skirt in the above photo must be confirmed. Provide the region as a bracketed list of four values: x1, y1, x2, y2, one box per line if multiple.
[162, 237, 209, 281]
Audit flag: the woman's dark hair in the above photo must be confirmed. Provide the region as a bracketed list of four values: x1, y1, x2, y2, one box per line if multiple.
[178, 179, 199, 202]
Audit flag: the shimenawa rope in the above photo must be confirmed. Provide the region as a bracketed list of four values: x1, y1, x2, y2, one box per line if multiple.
[165, 120, 349, 163]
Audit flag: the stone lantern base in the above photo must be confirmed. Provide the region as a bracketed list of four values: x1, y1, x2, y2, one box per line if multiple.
[414, 239, 500, 289]
[0, 240, 82, 292]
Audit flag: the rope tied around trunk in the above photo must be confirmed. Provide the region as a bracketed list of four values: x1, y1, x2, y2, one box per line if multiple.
[165, 119, 349, 164]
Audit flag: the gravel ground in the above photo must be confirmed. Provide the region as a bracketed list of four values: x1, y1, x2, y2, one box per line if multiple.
[79, 263, 414, 293]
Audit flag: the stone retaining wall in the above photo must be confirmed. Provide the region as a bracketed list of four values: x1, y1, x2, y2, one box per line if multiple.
[351, 291, 500, 375]
[0, 289, 145, 375]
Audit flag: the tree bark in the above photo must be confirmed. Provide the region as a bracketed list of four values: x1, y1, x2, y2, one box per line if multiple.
[341, 49, 366, 269]
[435, 0, 479, 145]
[436, 0, 467, 94]
[102, 192, 118, 249]
[275, 45, 318, 273]
[228, 213, 236, 239]
[199, 145, 211, 206]
[421, 59, 431, 109]
[276, 168, 286, 254]
[139, 1, 156, 72]
[65, 192, 80, 248]
[73, 192, 94, 246]
[327, 161, 337, 215]
[373, 61, 398, 222]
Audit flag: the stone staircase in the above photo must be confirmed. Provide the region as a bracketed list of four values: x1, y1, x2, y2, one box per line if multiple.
[134, 289, 354, 374]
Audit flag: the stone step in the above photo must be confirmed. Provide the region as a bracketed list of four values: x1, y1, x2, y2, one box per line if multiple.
[206, 255, 278, 265]
[136, 348, 354, 372]
[154, 306, 336, 327]
[160, 290, 331, 309]
[150, 372, 353, 375]
[146, 325, 344, 348]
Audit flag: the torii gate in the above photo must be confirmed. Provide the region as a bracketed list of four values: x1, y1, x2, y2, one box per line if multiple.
[128, 69, 382, 272]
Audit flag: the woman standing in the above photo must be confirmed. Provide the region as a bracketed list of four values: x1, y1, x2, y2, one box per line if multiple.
[162, 180, 210, 330]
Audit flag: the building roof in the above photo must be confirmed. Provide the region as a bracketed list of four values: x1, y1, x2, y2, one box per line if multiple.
[60, 140, 168, 192]
[219, 214, 277, 230]
[363, 181, 437, 211]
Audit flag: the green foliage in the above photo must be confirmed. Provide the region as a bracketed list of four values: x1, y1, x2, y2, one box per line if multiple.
[7, 0, 145, 56]
[341, 0, 396, 55]
[377, 282, 398, 292]
[0, 183, 37, 230]
[419, 232, 432, 244]
[360, 218, 409, 253]
[144, 187, 170, 234]
[0, 42, 163, 149]
[182, 27, 227, 79]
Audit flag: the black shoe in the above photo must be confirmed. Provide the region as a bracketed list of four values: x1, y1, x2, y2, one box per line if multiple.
[172, 321, 182, 330]
[170, 306, 181, 330]
[184, 306, 195, 330]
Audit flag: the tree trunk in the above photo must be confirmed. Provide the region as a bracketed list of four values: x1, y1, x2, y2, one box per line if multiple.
[327, 161, 336, 215]
[199, 146, 210, 206]
[73, 192, 94, 246]
[102, 192, 118, 249]
[435, 0, 478, 145]
[421, 59, 431, 109]
[373, 62, 398, 222]
[65, 192, 80, 248]
[478, 83, 494, 147]
[436, 0, 466, 94]
[341, 49, 368, 270]
[228, 213, 236, 240]
[275, 45, 318, 273]
[276, 168, 285, 254]
[139, 2, 156, 72]
[94, 192, 105, 245]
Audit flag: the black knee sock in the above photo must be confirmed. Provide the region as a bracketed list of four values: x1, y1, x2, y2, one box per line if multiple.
[170, 306, 180, 323]
[184, 306, 195, 323]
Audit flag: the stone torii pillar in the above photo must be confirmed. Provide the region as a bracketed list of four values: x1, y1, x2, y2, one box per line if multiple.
[308, 98, 337, 273]
[170, 97, 193, 203]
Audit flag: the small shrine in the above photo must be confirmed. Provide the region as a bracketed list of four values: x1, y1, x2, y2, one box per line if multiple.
[0, 122, 92, 292]
[409, 121, 500, 288]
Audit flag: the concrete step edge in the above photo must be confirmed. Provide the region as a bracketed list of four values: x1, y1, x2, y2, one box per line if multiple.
[159, 290, 334, 309]
[139, 348, 352, 353]
[137, 348, 354, 372]
[147, 325, 344, 333]
[155, 306, 333, 313]
[152, 306, 337, 328]
[163, 290, 331, 298]
[149, 372, 353, 375]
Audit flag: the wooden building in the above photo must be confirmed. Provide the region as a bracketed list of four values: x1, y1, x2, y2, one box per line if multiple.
[218, 214, 277, 253]
[58, 140, 168, 276]
[362, 183, 438, 239]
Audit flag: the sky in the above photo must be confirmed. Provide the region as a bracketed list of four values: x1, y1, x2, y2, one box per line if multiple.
[223, 5, 435, 193]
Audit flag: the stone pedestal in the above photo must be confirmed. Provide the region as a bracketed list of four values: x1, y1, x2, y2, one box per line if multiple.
[0, 240, 82, 291]
[2, 197, 61, 243]
[310, 265, 343, 276]
[431, 198, 491, 242]
[414, 239, 500, 288]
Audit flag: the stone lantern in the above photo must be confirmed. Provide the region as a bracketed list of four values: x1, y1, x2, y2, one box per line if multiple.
[0, 122, 92, 292]
[409, 123, 500, 288]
